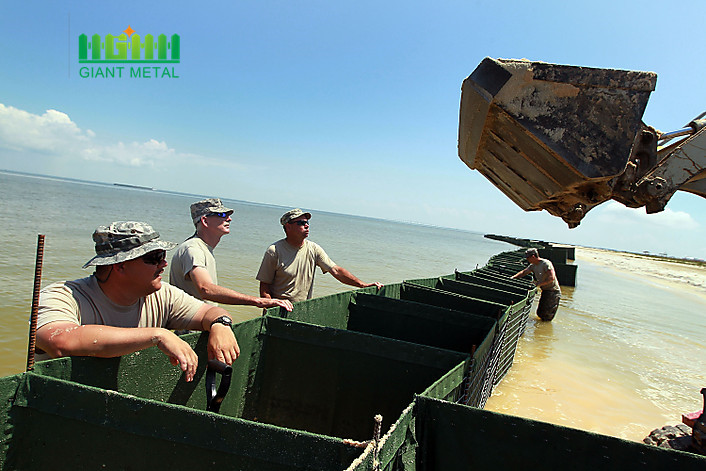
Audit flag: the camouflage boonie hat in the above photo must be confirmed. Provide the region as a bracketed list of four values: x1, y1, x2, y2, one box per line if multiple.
[82, 221, 177, 268]
[525, 248, 539, 258]
[190, 198, 234, 224]
[280, 208, 312, 225]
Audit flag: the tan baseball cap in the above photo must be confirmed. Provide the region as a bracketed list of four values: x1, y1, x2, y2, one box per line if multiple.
[280, 208, 312, 225]
[190, 198, 234, 224]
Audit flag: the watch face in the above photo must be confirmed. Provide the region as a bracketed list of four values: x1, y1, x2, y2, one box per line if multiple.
[213, 316, 232, 327]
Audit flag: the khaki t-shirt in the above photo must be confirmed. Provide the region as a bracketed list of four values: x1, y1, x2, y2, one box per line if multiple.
[256, 239, 336, 302]
[169, 236, 218, 305]
[37, 275, 203, 331]
[530, 259, 561, 291]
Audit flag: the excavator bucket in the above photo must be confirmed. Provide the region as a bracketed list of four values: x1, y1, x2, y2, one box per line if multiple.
[458, 58, 657, 227]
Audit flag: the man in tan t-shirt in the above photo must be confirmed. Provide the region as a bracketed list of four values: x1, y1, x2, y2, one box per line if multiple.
[256, 208, 382, 303]
[511, 247, 561, 321]
[37, 221, 241, 382]
[170, 198, 292, 312]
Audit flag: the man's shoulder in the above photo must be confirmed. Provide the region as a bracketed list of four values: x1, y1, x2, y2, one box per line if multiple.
[303, 239, 325, 251]
[40, 276, 103, 310]
[42, 276, 94, 294]
[539, 258, 555, 269]
[267, 238, 288, 251]
[177, 236, 209, 252]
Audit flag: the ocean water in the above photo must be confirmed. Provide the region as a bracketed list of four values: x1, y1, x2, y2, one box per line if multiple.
[1, 170, 704, 442]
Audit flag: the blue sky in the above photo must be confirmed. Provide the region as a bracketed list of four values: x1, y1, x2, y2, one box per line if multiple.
[1, 1, 705, 258]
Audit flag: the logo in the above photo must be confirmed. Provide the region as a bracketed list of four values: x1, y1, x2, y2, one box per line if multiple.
[78, 26, 180, 79]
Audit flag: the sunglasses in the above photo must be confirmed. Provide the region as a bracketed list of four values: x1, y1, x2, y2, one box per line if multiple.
[290, 220, 309, 226]
[208, 212, 229, 218]
[141, 250, 167, 265]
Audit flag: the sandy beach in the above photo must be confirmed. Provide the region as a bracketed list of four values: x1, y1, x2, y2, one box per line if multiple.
[575, 247, 706, 296]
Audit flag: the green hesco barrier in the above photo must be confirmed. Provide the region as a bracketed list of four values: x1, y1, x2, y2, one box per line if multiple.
[28, 316, 467, 438]
[477, 265, 528, 280]
[397, 276, 531, 390]
[1, 317, 471, 470]
[399, 282, 508, 319]
[0, 373, 362, 471]
[493, 302, 529, 384]
[420, 360, 470, 403]
[435, 278, 528, 305]
[266, 289, 497, 357]
[264, 283, 405, 328]
[348, 294, 496, 354]
[414, 397, 706, 471]
[245, 317, 468, 441]
[462, 323, 499, 407]
[31, 316, 266, 415]
[463, 268, 535, 290]
[455, 270, 530, 295]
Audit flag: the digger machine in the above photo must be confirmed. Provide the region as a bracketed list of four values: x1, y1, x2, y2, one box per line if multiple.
[458, 57, 706, 453]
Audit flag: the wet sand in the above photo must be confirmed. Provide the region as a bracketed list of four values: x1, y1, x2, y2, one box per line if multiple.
[486, 246, 706, 442]
[575, 247, 706, 296]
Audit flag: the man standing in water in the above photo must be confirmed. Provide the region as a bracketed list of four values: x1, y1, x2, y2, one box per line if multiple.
[36, 221, 240, 382]
[170, 198, 293, 312]
[511, 248, 561, 321]
[256, 208, 382, 302]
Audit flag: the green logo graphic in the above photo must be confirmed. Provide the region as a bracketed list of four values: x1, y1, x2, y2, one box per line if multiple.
[78, 26, 180, 63]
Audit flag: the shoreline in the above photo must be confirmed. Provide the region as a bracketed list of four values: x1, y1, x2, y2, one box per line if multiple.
[575, 246, 706, 295]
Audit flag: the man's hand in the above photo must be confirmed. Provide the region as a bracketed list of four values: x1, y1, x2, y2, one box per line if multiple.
[364, 282, 383, 290]
[207, 323, 240, 365]
[154, 331, 199, 382]
[257, 297, 293, 312]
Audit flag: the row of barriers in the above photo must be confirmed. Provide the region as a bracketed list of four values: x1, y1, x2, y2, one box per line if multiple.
[1, 248, 703, 470]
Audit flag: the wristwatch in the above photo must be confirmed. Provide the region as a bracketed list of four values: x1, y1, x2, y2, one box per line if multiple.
[210, 315, 233, 329]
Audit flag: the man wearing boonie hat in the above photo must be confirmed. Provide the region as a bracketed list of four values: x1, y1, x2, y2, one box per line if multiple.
[36, 221, 241, 382]
[256, 209, 383, 303]
[169, 198, 293, 312]
[510, 247, 561, 321]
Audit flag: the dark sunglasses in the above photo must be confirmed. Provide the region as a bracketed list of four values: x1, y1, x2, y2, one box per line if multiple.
[141, 250, 166, 265]
[291, 220, 309, 226]
[208, 212, 229, 218]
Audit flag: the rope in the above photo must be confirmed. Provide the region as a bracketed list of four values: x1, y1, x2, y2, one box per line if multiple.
[343, 401, 414, 471]
[373, 414, 382, 471]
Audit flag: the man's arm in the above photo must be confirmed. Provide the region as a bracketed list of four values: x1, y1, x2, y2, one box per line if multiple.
[259, 281, 273, 299]
[190, 267, 292, 311]
[510, 266, 532, 280]
[36, 322, 199, 381]
[329, 265, 383, 290]
[187, 304, 241, 365]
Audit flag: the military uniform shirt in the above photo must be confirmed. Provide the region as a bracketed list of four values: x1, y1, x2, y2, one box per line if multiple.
[256, 239, 336, 302]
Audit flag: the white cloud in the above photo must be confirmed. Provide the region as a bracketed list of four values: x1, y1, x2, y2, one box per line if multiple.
[0, 104, 90, 153]
[81, 139, 177, 167]
[595, 201, 698, 230]
[0, 102, 243, 170]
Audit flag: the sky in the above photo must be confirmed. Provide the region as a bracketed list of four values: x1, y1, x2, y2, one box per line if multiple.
[1, 1, 705, 258]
